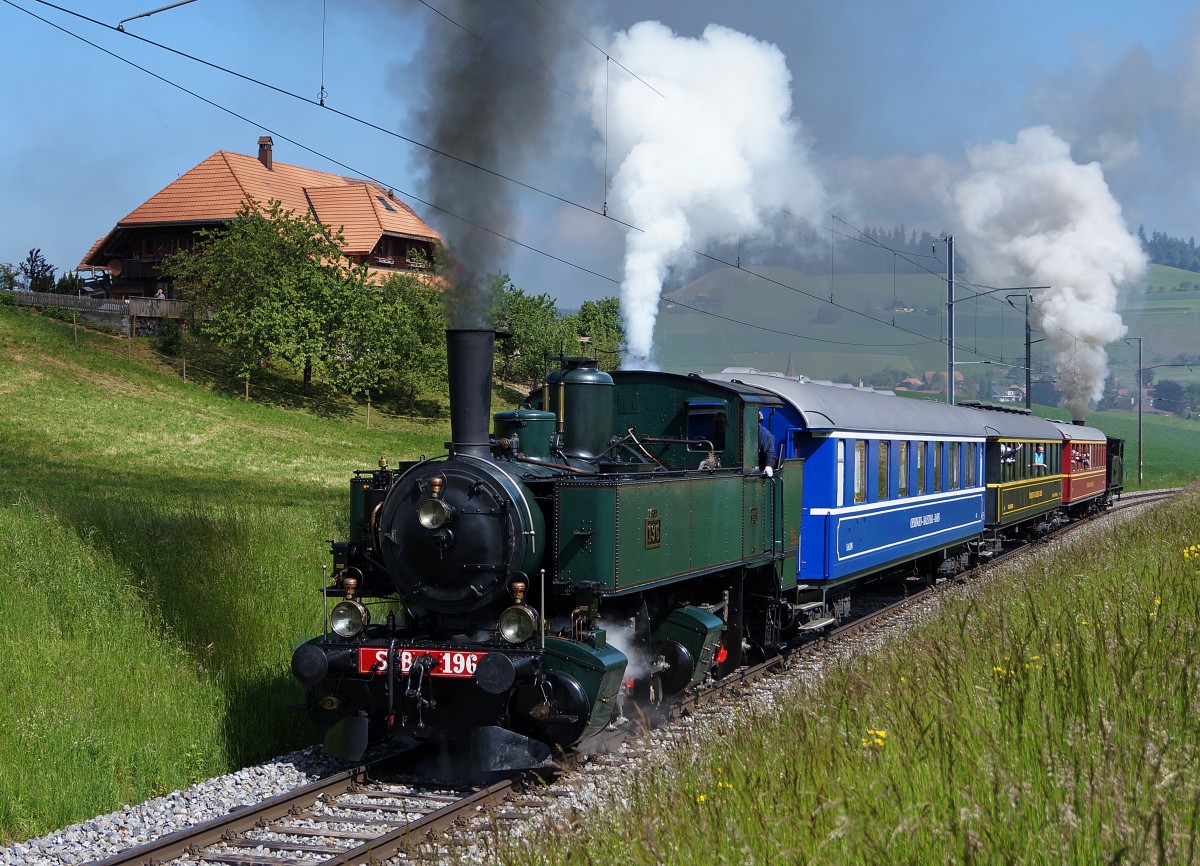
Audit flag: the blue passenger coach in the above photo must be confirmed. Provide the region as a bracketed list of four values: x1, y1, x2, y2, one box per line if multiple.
[707, 372, 988, 591]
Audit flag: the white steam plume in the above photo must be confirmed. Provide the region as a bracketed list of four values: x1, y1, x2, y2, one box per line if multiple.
[950, 126, 1147, 419]
[589, 22, 827, 367]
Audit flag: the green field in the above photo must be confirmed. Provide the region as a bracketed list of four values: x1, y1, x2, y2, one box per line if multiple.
[0, 304, 450, 842]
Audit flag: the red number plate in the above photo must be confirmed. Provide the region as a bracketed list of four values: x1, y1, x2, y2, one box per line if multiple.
[356, 648, 486, 677]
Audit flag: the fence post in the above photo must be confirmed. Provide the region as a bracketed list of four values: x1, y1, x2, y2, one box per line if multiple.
[73, 311, 78, 343]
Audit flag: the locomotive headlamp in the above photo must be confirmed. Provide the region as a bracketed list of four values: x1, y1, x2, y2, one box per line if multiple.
[498, 604, 538, 644]
[417, 497, 453, 530]
[330, 599, 370, 638]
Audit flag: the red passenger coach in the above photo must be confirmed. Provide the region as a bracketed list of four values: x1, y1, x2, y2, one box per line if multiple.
[1052, 421, 1109, 516]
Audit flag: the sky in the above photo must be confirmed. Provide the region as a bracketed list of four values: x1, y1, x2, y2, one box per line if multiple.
[3, 0, 1198, 317]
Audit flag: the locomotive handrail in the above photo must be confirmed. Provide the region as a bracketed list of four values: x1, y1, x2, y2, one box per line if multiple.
[514, 455, 597, 474]
[624, 427, 672, 469]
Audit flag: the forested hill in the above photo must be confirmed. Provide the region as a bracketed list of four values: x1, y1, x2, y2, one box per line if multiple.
[1138, 226, 1200, 272]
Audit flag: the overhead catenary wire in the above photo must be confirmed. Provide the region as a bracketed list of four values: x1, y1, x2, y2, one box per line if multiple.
[5, 0, 1117, 380]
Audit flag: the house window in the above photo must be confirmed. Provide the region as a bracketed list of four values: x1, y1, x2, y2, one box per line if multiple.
[898, 442, 909, 498]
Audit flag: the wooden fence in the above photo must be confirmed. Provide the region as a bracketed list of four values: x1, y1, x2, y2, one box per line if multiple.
[2, 291, 197, 336]
[3, 290, 188, 318]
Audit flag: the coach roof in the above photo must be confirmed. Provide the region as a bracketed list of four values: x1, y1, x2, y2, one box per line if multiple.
[1048, 420, 1108, 442]
[956, 402, 1063, 439]
[703, 371, 987, 437]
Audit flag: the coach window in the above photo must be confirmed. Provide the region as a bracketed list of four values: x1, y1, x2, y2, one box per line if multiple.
[932, 442, 943, 492]
[916, 440, 927, 494]
[877, 441, 890, 500]
[949, 442, 961, 490]
[965, 443, 977, 487]
[854, 440, 867, 503]
[898, 442, 909, 497]
[836, 440, 846, 506]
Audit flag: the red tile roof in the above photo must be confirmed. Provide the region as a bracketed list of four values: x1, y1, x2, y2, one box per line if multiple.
[84, 148, 438, 265]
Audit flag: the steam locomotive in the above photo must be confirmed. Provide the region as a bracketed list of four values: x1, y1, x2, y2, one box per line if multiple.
[290, 328, 1123, 770]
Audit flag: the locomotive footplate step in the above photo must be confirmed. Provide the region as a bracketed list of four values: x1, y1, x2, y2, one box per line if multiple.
[798, 617, 836, 632]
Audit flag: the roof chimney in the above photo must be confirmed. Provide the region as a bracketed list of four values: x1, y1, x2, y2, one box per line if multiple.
[257, 136, 273, 170]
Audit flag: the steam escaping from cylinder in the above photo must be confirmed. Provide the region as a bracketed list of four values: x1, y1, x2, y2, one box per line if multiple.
[950, 125, 1147, 419]
[589, 22, 828, 367]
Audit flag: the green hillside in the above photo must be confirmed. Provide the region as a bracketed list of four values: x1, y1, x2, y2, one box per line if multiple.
[656, 263, 1200, 388]
[0, 303, 450, 842]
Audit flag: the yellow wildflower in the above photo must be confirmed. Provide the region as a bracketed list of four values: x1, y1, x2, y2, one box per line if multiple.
[697, 794, 707, 803]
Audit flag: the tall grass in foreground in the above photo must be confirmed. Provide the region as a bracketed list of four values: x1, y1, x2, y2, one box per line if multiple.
[492, 488, 1200, 865]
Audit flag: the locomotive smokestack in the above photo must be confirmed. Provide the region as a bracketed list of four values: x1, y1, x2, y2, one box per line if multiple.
[446, 328, 495, 459]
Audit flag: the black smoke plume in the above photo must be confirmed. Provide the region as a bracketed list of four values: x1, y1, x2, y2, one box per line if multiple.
[413, 0, 584, 327]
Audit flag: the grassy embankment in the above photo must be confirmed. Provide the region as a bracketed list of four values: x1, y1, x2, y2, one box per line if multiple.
[494, 489, 1200, 864]
[0, 303, 449, 842]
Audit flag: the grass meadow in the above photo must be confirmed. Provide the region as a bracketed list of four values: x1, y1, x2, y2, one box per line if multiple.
[493, 488, 1200, 865]
[0, 304, 448, 841]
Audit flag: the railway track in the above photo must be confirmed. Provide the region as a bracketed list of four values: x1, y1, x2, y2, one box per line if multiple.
[92, 487, 1177, 866]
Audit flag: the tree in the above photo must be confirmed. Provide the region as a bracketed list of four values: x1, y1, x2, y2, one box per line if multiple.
[161, 198, 369, 395]
[19, 249, 55, 293]
[1152, 380, 1187, 414]
[1030, 378, 1063, 408]
[54, 272, 82, 295]
[330, 273, 447, 410]
[492, 278, 568, 386]
[0, 264, 19, 291]
[562, 296, 624, 372]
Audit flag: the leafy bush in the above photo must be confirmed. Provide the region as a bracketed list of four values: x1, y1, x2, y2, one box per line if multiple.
[156, 317, 183, 356]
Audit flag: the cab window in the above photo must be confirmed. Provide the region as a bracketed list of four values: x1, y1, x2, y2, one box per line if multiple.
[686, 404, 727, 452]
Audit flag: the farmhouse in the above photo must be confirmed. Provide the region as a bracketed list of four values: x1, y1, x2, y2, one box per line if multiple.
[79, 137, 440, 299]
